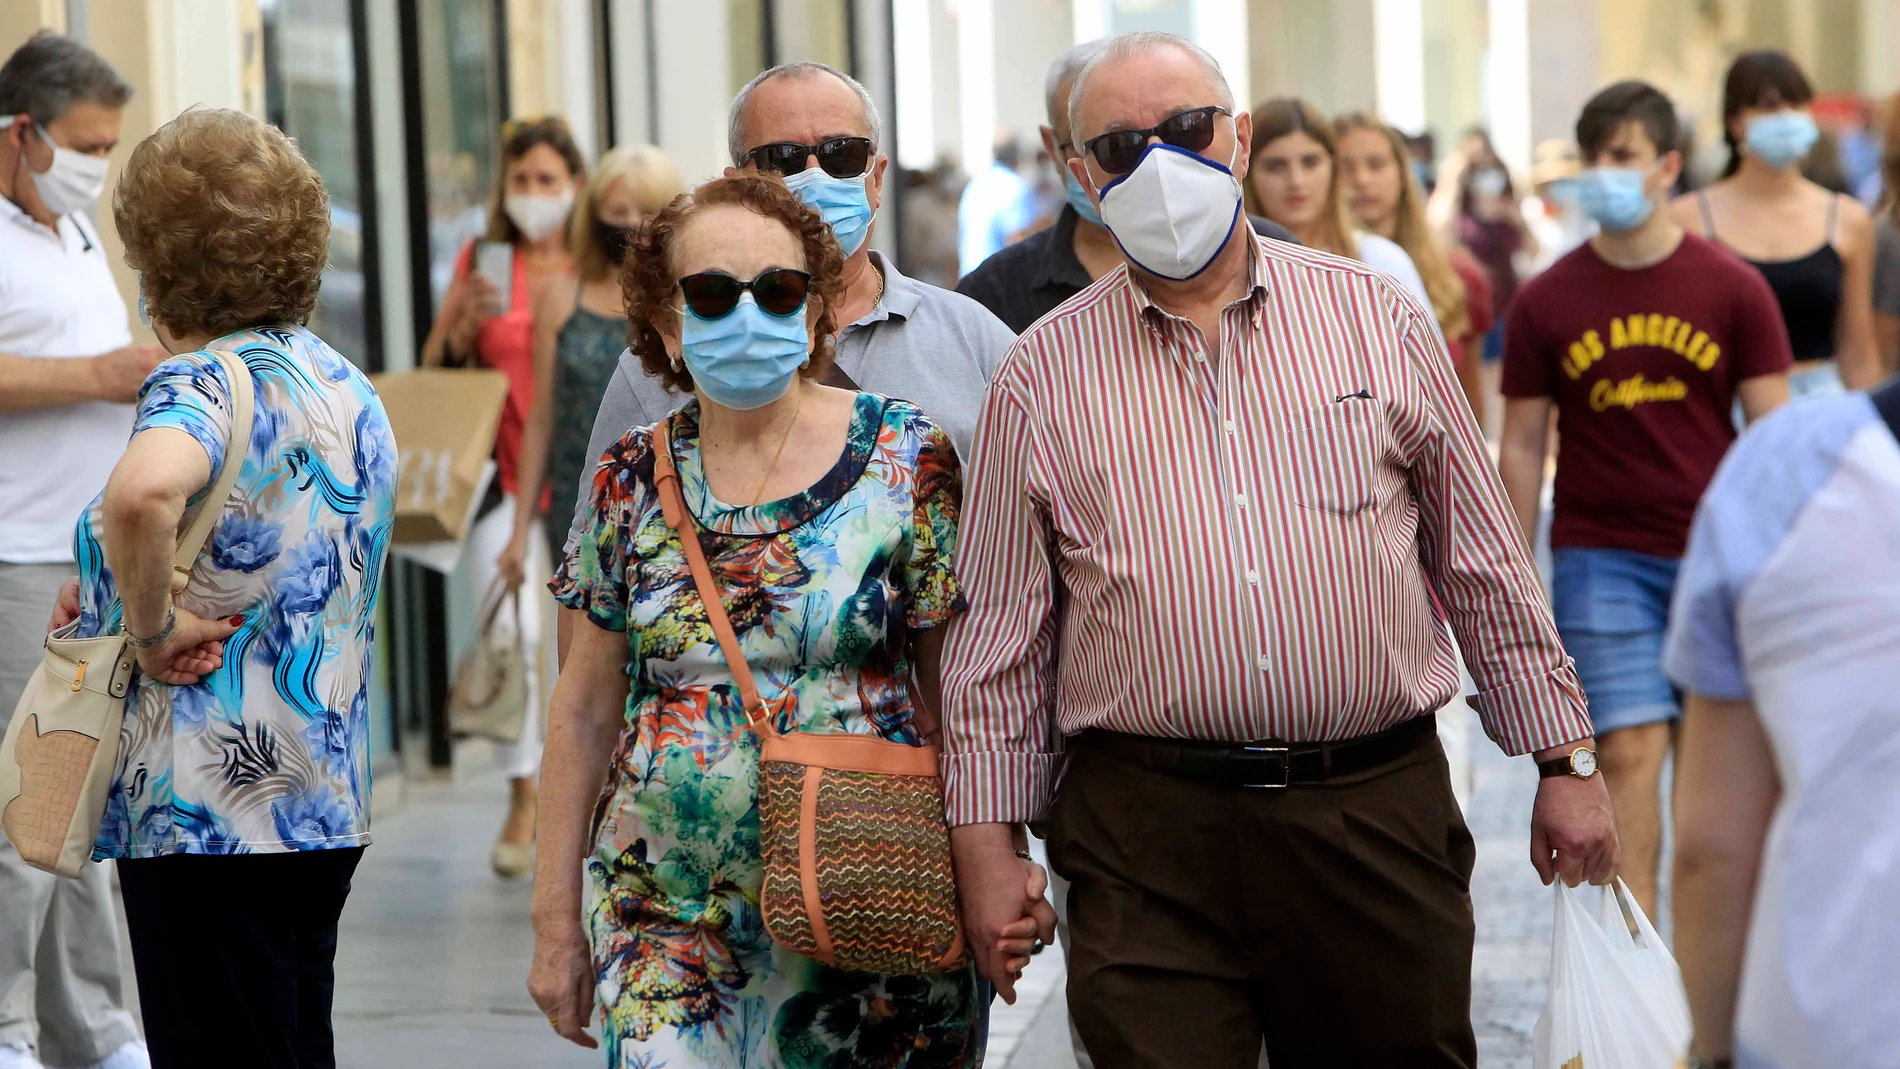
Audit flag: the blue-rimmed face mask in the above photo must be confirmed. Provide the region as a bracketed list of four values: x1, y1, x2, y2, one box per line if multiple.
[1062, 166, 1103, 226]
[1092, 141, 1243, 281]
[1574, 166, 1656, 232]
[782, 166, 875, 257]
[678, 290, 811, 411]
[1744, 110, 1820, 170]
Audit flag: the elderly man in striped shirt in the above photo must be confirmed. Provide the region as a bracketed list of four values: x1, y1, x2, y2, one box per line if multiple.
[941, 31, 1617, 1068]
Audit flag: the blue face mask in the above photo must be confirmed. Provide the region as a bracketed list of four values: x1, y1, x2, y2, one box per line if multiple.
[1575, 166, 1655, 233]
[1745, 110, 1820, 169]
[781, 166, 874, 257]
[679, 292, 811, 411]
[1063, 166, 1103, 226]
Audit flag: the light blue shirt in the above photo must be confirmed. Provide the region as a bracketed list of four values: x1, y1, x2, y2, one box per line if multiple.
[1663, 394, 1900, 1068]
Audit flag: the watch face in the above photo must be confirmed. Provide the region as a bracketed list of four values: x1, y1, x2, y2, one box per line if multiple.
[1571, 748, 1598, 777]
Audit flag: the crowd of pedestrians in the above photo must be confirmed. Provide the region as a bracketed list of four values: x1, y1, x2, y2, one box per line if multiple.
[2, 21, 1899, 1069]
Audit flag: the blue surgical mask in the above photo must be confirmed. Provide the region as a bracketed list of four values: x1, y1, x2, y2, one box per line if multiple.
[1063, 167, 1103, 226]
[1575, 166, 1656, 233]
[137, 273, 151, 328]
[1745, 110, 1820, 169]
[781, 166, 874, 257]
[679, 292, 810, 411]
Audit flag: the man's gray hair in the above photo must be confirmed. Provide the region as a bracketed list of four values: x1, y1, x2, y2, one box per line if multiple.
[728, 62, 881, 167]
[0, 31, 131, 127]
[1066, 31, 1233, 149]
[1044, 39, 1109, 130]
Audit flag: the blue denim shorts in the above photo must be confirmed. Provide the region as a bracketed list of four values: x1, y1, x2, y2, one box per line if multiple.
[1550, 547, 1682, 735]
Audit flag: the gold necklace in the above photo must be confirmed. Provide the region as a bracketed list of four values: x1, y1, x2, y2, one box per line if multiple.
[745, 386, 804, 506]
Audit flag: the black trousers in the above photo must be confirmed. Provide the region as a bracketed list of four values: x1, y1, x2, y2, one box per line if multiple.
[117, 848, 365, 1069]
[1047, 731, 1478, 1069]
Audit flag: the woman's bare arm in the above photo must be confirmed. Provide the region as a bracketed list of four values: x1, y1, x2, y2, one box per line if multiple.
[1672, 692, 1779, 1062]
[1834, 199, 1882, 390]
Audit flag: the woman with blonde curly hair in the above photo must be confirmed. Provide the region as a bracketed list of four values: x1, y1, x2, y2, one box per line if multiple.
[44, 107, 397, 1069]
[527, 174, 1006, 1065]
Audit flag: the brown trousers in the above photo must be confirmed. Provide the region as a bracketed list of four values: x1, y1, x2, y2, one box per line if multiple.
[1045, 729, 1479, 1069]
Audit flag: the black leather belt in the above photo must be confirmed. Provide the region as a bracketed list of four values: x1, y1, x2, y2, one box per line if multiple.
[1076, 714, 1437, 788]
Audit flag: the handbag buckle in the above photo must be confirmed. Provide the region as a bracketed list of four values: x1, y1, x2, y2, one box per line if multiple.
[1238, 745, 1290, 788]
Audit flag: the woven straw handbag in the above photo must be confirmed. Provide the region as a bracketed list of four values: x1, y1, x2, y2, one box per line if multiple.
[652, 422, 967, 975]
[0, 349, 253, 879]
[446, 578, 529, 743]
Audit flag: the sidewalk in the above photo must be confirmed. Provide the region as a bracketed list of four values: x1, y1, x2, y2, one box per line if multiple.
[329, 701, 1555, 1067]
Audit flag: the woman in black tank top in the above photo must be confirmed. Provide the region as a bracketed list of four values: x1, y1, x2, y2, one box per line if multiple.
[1667, 50, 1879, 394]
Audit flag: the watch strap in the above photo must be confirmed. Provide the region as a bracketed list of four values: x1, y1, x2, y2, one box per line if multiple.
[1537, 756, 1572, 779]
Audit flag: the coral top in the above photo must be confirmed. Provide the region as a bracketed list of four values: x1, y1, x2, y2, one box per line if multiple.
[454, 240, 559, 510]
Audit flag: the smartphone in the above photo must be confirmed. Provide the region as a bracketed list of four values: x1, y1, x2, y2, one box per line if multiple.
[474, 241, 513, 315]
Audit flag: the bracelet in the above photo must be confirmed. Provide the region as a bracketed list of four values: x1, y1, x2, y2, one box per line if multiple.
[125, 604, 176, 650]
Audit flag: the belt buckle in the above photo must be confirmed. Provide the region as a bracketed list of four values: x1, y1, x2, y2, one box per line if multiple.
[1239, 745, 1290, 788]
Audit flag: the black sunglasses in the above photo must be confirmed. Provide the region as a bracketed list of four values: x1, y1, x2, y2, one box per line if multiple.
[744, 136, 873, 179]
[1082, 106, 1229, 176]
[677, 268, 812, 320]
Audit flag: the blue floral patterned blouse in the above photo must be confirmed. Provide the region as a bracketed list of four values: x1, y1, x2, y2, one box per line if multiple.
[73, 325, 398, 858]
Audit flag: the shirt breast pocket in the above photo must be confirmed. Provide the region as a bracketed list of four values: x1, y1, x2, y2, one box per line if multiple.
[1289, 403, 1389, 516]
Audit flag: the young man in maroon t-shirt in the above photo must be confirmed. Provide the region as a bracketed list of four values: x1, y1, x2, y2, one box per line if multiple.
[1499, 80, 1793, 916]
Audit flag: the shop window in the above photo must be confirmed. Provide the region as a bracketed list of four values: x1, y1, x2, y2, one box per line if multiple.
[261, 0, 378, 368]
[415, 0, 505, 311]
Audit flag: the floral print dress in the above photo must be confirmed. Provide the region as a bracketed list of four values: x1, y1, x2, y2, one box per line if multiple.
[552, 393, 981, 1069]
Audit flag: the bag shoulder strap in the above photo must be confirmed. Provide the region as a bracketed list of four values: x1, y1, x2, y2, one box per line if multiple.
[1872, 376, 1900, 444]
[650, 420, 779, 737]
[170, 349, 254, 594]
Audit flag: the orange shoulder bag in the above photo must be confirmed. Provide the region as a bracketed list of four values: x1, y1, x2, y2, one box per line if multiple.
[651, 421, 966, 975]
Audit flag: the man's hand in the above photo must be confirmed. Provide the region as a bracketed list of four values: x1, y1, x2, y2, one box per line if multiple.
[135, 608, 244, 686]
[47, 577, 81, 633]
[1529, 741, 1619, 887]
[90, 345, 167, 404]
[951, 823, 1057, 1004]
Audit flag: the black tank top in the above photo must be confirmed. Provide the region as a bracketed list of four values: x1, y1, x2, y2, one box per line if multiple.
[1698, 191, 1844, 362]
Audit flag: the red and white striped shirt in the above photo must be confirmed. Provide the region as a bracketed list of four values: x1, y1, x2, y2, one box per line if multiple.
[941, 234, 1591, 825]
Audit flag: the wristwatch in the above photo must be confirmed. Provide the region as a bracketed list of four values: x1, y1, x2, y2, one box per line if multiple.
[1537, 746, 1599, 780]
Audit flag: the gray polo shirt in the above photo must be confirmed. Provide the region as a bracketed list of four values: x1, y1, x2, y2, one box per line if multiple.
[563, 251, 1015, 552]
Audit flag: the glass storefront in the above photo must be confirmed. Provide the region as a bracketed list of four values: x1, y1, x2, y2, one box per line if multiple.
[261, 0, 376, 369]
[415, 0, 504, 311]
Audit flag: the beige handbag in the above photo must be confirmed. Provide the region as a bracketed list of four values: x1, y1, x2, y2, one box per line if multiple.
[446, 578, 529, 743]
[0, 350, 253, 878]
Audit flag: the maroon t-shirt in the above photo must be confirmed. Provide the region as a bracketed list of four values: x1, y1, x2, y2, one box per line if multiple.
[1502, 233, 1793, 558]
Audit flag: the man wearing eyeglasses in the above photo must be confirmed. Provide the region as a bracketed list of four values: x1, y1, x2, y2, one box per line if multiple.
[562, 62, 1012, 483]
[956, 39, 1296, 336]
[942, 31, 1616, 1068]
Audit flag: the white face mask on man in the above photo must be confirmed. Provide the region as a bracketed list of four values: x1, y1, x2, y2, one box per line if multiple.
[1090, 140, 1244, 281]
[0, 115, 109, 217]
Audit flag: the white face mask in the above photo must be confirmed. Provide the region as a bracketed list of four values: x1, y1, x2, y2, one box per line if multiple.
[1093, 141, 1243, 281]
[503, 190, 574, 242]
[0, 116, 109, 216]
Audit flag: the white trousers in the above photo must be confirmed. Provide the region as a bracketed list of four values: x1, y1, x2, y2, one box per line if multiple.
[464, 494, 546, 780]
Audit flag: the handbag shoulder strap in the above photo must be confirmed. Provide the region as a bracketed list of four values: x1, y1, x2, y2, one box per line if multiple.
[170, 349, 255, 594]
[651, 420, 779, 737]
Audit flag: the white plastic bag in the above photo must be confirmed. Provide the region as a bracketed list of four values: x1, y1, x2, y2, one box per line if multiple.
[1531, 879, 1691, 1069]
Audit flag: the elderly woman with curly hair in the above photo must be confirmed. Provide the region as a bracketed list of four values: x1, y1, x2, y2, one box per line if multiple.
[46, 108, 397, 1069]
[526, 174, 1020, 1067]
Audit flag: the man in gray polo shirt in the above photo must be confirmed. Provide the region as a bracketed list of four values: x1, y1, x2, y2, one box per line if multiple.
[560, 61, 1014, 568]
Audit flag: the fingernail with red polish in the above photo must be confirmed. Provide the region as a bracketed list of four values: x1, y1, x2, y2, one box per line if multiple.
[229, 616, 245, 626]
